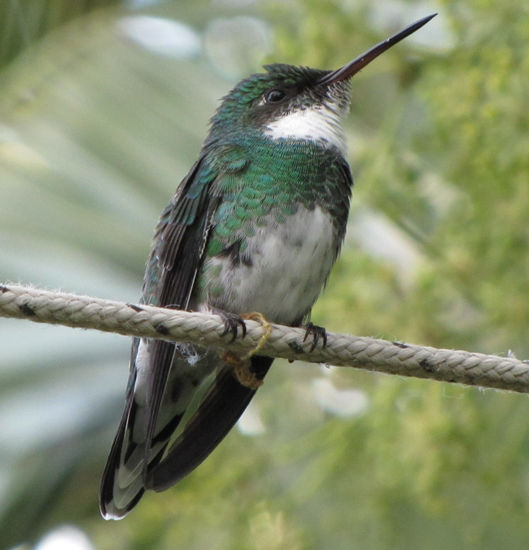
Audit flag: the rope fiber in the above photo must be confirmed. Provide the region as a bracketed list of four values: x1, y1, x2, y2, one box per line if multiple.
[1, 283, 528, 393]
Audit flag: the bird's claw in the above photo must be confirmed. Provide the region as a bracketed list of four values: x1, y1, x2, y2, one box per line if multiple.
[220, 311, 272, 390]
[302, 322, 327, 352]
[214, 309, 247, 342]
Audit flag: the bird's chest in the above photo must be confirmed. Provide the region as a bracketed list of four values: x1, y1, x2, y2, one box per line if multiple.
[197, 206, 337, 325]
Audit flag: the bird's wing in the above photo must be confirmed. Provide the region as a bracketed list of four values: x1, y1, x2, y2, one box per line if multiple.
[147, 355, 272, 492]
[100, 152, 270, 519]
[99, 155, 216, 518]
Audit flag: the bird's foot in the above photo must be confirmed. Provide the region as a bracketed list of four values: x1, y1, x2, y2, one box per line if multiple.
[220, 312, 272, 390]
[302, 322, 327, 352]
[240, 312, 272, 360]
[222, 351, 263, 390]
[214, 308, 247, 342]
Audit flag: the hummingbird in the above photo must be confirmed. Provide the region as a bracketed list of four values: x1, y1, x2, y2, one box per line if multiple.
[100, 14, 435, 519]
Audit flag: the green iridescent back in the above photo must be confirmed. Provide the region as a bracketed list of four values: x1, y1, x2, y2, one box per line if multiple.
[205, 135, 352, 257]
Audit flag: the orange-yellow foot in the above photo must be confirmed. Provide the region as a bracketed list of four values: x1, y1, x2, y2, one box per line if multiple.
[240, 312, 272, 359]
[222, 351, 263, 390]
[220, 312, 272, 390]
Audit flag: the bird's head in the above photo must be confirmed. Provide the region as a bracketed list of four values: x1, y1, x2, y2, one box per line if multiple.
[207, 14, 435, 153]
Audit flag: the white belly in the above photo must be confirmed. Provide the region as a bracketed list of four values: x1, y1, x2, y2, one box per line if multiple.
[201, 206, 337, 325]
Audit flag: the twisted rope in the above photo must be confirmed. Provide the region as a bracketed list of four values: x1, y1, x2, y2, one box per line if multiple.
[1, 283, 528, 393]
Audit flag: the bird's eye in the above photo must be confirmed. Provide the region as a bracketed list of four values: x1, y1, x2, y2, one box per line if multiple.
[265, 89, 286, 103]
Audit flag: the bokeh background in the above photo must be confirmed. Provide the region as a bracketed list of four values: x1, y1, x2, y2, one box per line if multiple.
[1, 0, 529, 548]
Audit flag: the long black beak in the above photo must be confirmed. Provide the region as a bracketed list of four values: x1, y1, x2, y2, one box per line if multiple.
[318, 14, 436, 86]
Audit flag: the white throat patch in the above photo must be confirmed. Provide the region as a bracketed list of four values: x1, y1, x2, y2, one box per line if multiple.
[264, 104, 347, 154]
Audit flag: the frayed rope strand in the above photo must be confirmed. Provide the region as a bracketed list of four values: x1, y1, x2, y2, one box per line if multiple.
[1, 283, 528, 393]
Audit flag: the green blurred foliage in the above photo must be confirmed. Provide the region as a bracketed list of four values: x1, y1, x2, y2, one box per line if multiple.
[2, 1, 529, 549]
[0, 0, 121, 67]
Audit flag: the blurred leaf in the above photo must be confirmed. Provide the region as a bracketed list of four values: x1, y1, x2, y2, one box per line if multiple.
[0, 0, 122, 68]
